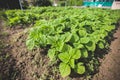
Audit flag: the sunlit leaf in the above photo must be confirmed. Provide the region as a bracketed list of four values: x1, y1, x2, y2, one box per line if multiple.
[59, 63, 71, 77]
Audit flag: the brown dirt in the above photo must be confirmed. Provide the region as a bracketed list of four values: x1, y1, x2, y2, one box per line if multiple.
[0, 20, 120, 80]
[0, 20, 62, 80]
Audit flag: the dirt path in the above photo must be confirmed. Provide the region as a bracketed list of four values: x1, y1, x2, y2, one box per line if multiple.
[93, 26, 120, 80]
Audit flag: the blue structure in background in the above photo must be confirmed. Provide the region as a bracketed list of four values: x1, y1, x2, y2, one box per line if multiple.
[83, 0, 114, 7]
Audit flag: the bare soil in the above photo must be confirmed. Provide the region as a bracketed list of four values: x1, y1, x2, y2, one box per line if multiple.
[0, 20, 120, 80]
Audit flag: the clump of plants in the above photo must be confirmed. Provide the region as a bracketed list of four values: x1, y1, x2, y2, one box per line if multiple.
[5, 7, 120, 77]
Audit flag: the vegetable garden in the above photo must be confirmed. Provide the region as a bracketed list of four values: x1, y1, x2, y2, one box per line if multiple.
[0, 7, 120, 80]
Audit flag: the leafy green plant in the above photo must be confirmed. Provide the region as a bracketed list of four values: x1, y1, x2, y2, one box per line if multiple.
[6, 7, 120, 77]
[25, 7, 120, 77]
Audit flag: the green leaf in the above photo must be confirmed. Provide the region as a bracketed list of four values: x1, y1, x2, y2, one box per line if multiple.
[47, 36, 56, 44]
[71, 49, 81, 59]
[70, 33, 79, 43]
[100, 33, 107, 39]
[26, 39, 35, 50]
[73, 43, 84, 49]
[85, 41, 96, 51]
[105, 26, 115, 31]
[56, 41, 64, 51]
[81, 48, 88, 58]
[64, 32, 72, 42]
[59, 63, 71, 77]
[58, 52, 70, 63]
[40, 35, 47, 46]
[79, 30, 87, 37]
[69, 59, 75, 68]
[62, 44, 72, 52]
[56, 26, 63, 33]
[47, 48, 56, 61]
[98, 41, 104, 49]
[80, 37, 90, 44]
[91, 34, 100, 43]
[75, 62, 85, 74]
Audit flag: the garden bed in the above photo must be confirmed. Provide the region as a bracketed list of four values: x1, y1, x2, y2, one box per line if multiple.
[0, 7, 120, 80]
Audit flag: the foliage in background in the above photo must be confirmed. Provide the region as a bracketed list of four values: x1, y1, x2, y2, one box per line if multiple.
[5, 7, 120, 77]
[66, 0, 83, 6]
[34, 0, 52, 6]
[56, 0, 83, 6]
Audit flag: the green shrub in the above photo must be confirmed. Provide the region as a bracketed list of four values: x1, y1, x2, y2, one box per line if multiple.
[67, 0, 83, 6]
